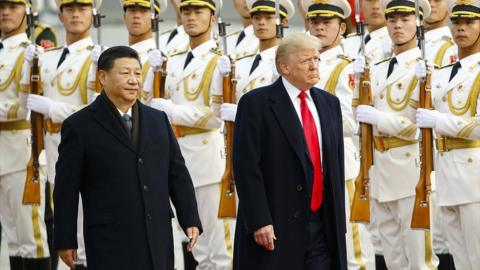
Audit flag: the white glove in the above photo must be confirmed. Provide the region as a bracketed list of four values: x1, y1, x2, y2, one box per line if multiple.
[147, 49, 164, 72]
[356, 105, 381, 125]
[381, 38, 393, 57]
[220, 103, 237, 122]
[217, 55, 231, 76]
[24, 44, 37, 67]
[414, 60, 434, 80]
[151, 98, 175, 118]
[27, 94, 53, 116]
[416, 108, 442, 128]
[353, 56, 366, 75]
[91, 45, 102, 65]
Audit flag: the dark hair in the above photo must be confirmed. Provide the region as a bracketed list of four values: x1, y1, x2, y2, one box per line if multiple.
[97, 46, 141, 72]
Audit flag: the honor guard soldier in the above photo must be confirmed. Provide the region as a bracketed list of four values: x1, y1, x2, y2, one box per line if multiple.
[226, 0, 259, 60]
[343, 0, 393, 62]
[304, 0, 375, 269]
[159, 0, 190, 56]
[214, 0, 294, 123]
[425, 0, 456, 67]
[353, 0, 440, 268]
[0, 0, 51, 269]
[416, 0, 480, 268]
[21, 0, 100, 269]
[145, 0, 234, 268]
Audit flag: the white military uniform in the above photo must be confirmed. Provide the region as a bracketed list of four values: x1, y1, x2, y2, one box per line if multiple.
[131, 38, 156, 78]
[344, 26, 391, 64]
[316, 45, 375, 270]
[164, 39, 232, 269]
[0, 33, 50, 259]
[342, 32, 363, 59]
[160, 25, 190, 57]
[364, 47, 438, 269]
[425, 26, 456, 67]
[21, 36, 95, 266]
[226, 25, 259, 60]
[431, 52, 480, 270]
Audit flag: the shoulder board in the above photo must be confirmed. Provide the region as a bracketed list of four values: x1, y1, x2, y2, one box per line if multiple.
[440, 63, 454, 69]
[226, 30, 241, 37]
[87, 45, 94, 50]
[346, 32, 359, 38]
[337, 54, 353, 62]
[169, 48, 188, 57]
[375, 57, 391, 65]
[442, 35, 454, 44]
[19, 41, 30, 48]
[210, 48, 222, 55]
[236, 52, 256, 61]
[46, 46, 63, 52]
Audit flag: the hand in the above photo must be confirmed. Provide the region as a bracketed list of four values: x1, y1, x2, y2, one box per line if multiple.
[185, 226, 200, 252]
[414, 60, 433, 80]
[353, 56, 366, 75]
[27, 94, 53, 116]
[24, 44, 37, 67]
[217, 55, 231, 76]
[381, 38, 393, 57]
[151, 98, 175, 118]
[58, 249, 77, 269]
[356, 105, 381, 125]
[147, 49, 164, 72]
[91, 45, 102, 65]
[416, 108, 442, 128]
[220, 103, 237, 122]
[254, 225, 276, 251]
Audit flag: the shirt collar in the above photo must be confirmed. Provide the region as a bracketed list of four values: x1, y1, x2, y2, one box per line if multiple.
[425, 26, 451, 41]
[189, 39, 216, 58]
[459, 52, 480, 68]
[320, 45, 343, 62]
[117, 107, 132, 117]
[393, 47, 420, 66]
[65, 37, 93, 54]
[2, 33, 29, 48]
[283, 76, 312, 102]
[130, 38, 156, 53]
[258, 46, 277, 60]
[244, 24, 254, 36]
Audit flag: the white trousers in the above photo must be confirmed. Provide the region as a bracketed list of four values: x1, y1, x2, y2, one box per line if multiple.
[377, 196, 439, 270]
[192, 183, 233, 270]
[442, 203, 480, 270]
[0, 170, 49, 258]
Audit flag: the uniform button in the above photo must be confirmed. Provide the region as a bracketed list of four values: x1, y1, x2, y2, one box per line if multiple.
[143, 185, 149, 191]
[468, 158, 473, 163]
[147, 214, 152, 220]
[296, 185, 303, 191]
[293, 212, 300, 218]
[138, 158, 144, 164]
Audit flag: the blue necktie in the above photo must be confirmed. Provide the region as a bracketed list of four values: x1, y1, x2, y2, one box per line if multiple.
[386, 57, 397, 78]
[249, 54, 261, 75]
[184, 51, 194, 69]
[449, 62, 461, 82]
[57, 47, 69, 68]
[122, 113, 132, 132]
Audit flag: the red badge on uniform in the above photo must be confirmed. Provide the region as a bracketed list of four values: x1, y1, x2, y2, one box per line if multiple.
[450, 55, 457, 64]
[348, 73, 355, 90]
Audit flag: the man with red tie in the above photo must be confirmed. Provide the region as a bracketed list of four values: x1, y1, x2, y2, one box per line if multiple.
[232, 33, 347, 270]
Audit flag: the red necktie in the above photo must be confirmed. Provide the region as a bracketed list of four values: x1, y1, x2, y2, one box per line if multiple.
[298, 91, 323, 212]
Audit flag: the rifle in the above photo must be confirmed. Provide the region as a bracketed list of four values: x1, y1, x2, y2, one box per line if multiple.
[93, 0, 105, 93]
[23, 0, 42, 205]
[350, 0, 373, 223]
[274, 0, 283, 38]
[217, 4, 237, 218]
[150, 0, 167, 98]
[411, 0, 432, 230]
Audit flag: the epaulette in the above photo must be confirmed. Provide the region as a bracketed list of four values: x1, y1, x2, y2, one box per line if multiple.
[440, 63, 454, 69]
[169, 48, 189, 57]
[46, 46, 63, 52]
[19, 41, 30, 48]
[226, 30, 241, 37]
[337, 54, 353, 62]
[442, 35, 454, 44]
[210, 47, 222, 55]
[236, 52, 256, 61]
[87, 45, 94, 50]
[375, 57, 391, 65]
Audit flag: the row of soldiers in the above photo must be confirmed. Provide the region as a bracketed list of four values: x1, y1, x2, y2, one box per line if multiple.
[0, 0, 479, 269]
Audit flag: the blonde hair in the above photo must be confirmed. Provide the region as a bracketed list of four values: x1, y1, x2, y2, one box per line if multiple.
[275, 33, 322, 64]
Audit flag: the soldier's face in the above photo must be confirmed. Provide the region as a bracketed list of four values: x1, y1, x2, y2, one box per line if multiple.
[278, 48, 320, 90]
[251, 13, 277, 40]
[426, 0, 447, 24]
[361, 0, 386, 29]
[181, 7, 214, 37]
[386, 13, 417, 46]
[233, 0, 249, 19]
[0, 2, 26, 35]
[100, 57, 142, 105]
[451, 18, 480, 49]
[308, 17, 346, 49]
[59, 4, 93, 35]
[124, 6, 152, 36]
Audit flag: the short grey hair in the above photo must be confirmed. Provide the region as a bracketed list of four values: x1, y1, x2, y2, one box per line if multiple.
[275, 33, 322, 64]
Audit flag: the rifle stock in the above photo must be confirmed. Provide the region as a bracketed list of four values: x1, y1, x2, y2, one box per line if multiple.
[411, 71, 432, 230]
[350, 64, 373, 223]
[23, 55, 43, 205]
[218, 57, 237, 218]
[153, 59, 167, 98]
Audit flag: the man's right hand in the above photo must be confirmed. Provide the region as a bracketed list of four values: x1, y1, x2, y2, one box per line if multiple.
[254, 224, 276, 251]
[58, 249, 77, 269]
[24, 44, 37, 67]
[217, 55, 231, 76]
